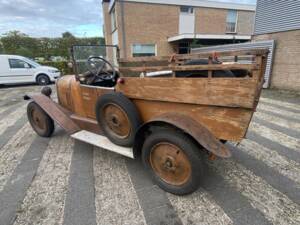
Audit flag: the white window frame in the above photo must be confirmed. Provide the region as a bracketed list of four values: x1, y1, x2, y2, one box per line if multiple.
[131, 44, 157, 57]
[180, 6, 194, 14]
[226, 10, 238, 33]
[110, 6, 117, 32]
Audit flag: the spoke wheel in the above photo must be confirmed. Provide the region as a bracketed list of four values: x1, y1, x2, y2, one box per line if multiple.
[150, 142, 192, 186]
[102, 103, 131, 139]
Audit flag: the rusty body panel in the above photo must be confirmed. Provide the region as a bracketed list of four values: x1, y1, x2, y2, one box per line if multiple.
[56, 75, 114, 118]
[70, 114, 102, 134]
[132, 99, 252, 142]
[135, 113, 231, 158]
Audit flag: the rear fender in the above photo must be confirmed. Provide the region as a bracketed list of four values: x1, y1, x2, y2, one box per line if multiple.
[134, 113, 231, 158]
[28, 94, 80, 134]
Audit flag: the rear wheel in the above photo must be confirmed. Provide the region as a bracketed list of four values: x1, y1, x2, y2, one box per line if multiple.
[27, 101, 54, 137]
[37, 74, 50, 85]
[142, 129, 204, 195]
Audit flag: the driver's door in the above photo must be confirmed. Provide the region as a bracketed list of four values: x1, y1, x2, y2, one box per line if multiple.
[79, 84, 113, 119]
[71, 45, 117, 118]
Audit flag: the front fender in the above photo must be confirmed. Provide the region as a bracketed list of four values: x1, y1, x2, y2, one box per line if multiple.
[33, 71, 51, 80]
[28, 94, 80, 134]
[134, 113, 231, 158]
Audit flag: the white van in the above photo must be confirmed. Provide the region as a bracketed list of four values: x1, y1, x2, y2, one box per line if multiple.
[0, 55, 61, 85]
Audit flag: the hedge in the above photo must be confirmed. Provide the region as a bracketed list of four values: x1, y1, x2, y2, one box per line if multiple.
[39, 61, 73, 75]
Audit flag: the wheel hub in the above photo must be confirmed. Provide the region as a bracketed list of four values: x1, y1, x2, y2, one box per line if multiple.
[149, 142, 192, 186]
[31, 108, 46, 131]
[103, 103, 131, 138]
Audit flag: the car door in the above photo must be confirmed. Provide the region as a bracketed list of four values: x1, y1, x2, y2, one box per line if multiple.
[7, 58, 35, 83]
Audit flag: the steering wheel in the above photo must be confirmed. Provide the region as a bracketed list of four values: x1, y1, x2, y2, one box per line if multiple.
[86, 56, 116, 84]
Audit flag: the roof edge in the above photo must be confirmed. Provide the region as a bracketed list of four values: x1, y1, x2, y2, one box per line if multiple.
[122, 0, 256, 11]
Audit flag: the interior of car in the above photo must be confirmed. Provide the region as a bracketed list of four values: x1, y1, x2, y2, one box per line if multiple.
[78, 56, 119, 87]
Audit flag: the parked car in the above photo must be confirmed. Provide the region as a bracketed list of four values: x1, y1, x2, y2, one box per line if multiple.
[0, 55, 61, 85]
[24, 45, 268, 195]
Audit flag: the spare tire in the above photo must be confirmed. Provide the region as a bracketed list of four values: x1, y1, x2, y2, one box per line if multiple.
[95, 92, 142, 147]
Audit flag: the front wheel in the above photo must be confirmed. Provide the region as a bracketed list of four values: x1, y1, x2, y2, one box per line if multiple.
[142, 129, 204, 195]
[36, 74, 50, 85]
[95, 92, 141, 147]
[27, 101, 54, 137]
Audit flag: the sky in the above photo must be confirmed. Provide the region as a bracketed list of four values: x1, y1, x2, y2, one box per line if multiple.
[0, 0, 256, 38]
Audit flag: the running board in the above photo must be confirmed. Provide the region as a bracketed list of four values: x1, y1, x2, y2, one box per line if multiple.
[71, 130, 134, 158]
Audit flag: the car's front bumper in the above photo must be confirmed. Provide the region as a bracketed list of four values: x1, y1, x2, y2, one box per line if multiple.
[50, 72, 61, 81]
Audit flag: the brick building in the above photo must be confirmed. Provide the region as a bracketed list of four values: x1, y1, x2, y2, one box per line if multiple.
[253, 0, 300, 91]
[102, 0, 255, 61]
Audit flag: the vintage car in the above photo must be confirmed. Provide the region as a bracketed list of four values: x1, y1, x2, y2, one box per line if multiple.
[25, 45, 268, 195]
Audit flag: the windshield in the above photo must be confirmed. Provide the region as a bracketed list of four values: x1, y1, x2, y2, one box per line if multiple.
[24, 57, 41, 67]
[71, 45, 118, 75]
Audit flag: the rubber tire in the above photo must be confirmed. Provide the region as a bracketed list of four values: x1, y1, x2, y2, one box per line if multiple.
[27, 101, 55, 137]
[36, 74, 50, 85]
[142, 129, 204, 195]
[95, 92, 141, 147]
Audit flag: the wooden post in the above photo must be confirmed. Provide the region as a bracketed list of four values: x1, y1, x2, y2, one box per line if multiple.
[208, 56, 213, 78]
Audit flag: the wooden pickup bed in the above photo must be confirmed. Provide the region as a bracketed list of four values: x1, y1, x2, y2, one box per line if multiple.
[115, 49, 268, 141]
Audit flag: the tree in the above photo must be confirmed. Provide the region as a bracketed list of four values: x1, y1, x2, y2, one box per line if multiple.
[0, 40, 4, 53]
[0, 30, 105, 59]
[62, 31, 75, 39]
[1, 30, 38, 58]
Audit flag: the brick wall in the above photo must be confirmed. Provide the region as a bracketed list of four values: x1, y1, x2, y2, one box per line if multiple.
[195, 8, 254, 35]
[103, 2, 254, 58]
[253, 29, 300, 91]
[237, 11, 254, 35]
[121, 2, 179, 58]
[195, 8, 227, 34]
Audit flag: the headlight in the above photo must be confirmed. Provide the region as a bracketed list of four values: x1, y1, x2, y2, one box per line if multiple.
[48, 69, 59, 73]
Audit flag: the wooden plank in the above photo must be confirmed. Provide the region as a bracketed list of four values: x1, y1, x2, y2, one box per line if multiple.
[116, 77, 258, 109]
[118, 48, 269, 63]
[176, 48, 269, 61]
[133, 99, 253, 142]
[120, 63, 258, 73]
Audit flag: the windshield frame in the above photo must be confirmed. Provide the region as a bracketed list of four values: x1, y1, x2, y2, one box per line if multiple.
[71, 45, 119, 78]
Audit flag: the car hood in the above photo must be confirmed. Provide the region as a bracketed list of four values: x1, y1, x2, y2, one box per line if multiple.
[38, 66, 59, 71]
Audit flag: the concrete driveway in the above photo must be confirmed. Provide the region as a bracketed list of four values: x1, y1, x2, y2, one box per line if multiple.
[0, 84, 299, 225]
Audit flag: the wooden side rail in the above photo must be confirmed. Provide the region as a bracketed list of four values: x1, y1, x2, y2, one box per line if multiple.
[118, 48, 269, 64]
[120, 63, 259, 73]
[118, 48, 269, 79]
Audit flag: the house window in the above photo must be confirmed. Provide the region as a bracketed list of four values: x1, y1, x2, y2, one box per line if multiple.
[111, 7, 117, 32]
[132, 44, 156, 57]
[226, 10, 237, 33]
[180, 6, 193, 14]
